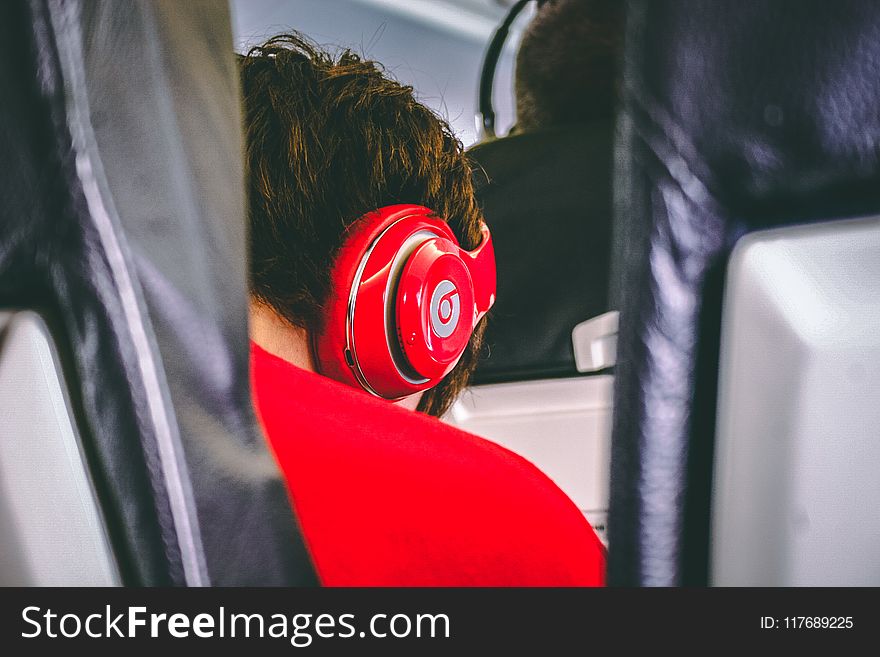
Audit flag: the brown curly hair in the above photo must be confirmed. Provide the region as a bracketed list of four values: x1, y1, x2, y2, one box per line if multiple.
[515, 0, 623, 132]
[239, 33, 487, 417]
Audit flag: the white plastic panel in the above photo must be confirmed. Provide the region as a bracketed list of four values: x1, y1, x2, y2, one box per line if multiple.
[446, 376, 613, 544]
[711, 217, 880, 586]
[572, 311, 619, 373]
[0, 311, 120, 586]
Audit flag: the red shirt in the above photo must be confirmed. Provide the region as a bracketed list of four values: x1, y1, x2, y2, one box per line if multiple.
[250, 341, 606, 586]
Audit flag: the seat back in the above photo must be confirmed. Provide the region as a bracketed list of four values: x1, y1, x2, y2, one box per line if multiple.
[0, 311, 119, 586]
[710, 218, 880, 586]
[0, 0, 316, 585]
[468, 123, 615, 384]
[608, 0, 880, 585]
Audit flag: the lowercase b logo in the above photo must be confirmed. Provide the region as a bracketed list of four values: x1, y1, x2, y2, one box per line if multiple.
[429, 280, 460, 338]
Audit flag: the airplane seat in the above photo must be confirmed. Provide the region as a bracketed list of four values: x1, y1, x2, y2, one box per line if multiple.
[447, 1, 618, 542]
[0, 0, 316, 585]
[608, 0, 880, 586]
[467, 123, 617, 385]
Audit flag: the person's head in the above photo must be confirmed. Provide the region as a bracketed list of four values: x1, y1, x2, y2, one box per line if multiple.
[239, 33, 486, 417]
[514, 0, 624, 133]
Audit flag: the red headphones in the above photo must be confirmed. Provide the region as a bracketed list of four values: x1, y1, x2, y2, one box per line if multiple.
[313, 204, 496, 400]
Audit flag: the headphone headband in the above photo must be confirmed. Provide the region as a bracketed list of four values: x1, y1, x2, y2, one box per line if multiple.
[477, 0, 535, 140]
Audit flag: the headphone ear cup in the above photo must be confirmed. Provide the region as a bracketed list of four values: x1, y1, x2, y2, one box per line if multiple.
[396, 239, 476, 381]
[313, 205, 495, 400]
[313, 205, 461, 399]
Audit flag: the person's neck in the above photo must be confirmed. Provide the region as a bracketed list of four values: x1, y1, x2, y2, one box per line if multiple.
[248, 297, 423, 411]
[249, 299, 316, 372]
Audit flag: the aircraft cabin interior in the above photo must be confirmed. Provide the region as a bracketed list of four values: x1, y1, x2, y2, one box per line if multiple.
[1, 0, 878, 589]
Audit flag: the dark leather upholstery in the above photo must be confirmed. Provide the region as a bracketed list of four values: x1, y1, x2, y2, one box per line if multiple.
[468, 121, 615, 383]
[0, 0, 316, 585]
[608, 0, 880, 585]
